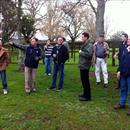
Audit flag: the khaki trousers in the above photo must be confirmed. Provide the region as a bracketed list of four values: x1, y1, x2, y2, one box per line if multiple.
[24, 66, 37, 93]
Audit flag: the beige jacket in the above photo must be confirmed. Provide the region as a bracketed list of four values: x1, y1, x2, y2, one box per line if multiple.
[0, 47, 9, 71]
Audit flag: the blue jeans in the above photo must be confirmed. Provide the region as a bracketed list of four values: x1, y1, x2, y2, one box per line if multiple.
[44, 57, 52, 75]
[120, 76, 130, 106]
[51, 63, 64, 89]
[0, 70, 8, 89]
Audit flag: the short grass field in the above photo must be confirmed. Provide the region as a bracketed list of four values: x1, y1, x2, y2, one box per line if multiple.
[0, 61, 130, 130]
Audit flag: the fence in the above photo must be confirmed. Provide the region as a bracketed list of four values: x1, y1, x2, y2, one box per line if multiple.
[4, 40, 119, 66]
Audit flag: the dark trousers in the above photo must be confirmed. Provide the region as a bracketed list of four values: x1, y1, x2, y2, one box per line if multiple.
[118, 78, 121, 88]
[80, 69, 91, 99]
[51, 63, 64, 89]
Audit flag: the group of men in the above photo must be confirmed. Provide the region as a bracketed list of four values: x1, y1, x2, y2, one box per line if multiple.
[8, 36, 69, 94]
[78, 32, 130, 116]
[0, 34, 109, 96]
[0, 32, 130, 116]
[0, 33, 109, 97]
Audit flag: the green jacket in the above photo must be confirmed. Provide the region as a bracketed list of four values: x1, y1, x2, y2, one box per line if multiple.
[78, 40, 93, 70]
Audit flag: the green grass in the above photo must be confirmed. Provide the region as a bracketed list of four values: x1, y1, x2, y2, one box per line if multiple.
[0, 63, 129, 130]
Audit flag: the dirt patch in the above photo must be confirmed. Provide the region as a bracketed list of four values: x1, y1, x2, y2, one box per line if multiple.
[23, 110, 36, 120]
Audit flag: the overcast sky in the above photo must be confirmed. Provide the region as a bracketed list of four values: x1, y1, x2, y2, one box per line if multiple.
[105, 1, 130, 36]
[35, 0, 130, 40]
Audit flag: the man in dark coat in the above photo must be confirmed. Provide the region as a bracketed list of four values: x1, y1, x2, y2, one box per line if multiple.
[78, 32, 93, 101]
[10, 37, 42, 94]
[50, 36, 69, 90]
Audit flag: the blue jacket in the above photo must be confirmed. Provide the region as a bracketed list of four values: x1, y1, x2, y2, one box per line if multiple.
[118, 41, 127, 61]
[119, 45, 130, 77]
[52, 44, 69, 64]
[12, 43, 42, 68]
[117, 41, 127, 72]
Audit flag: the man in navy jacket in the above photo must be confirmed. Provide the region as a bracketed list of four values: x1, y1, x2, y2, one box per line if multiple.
[10, 37, 42, 94]
[50, 36, 69, 90]
[115, 33, 128, 89]
[114, 36, 130, 116]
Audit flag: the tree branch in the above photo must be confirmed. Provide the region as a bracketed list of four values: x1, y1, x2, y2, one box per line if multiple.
[62, 0, 82, 14]
[87, 0, 97, 16]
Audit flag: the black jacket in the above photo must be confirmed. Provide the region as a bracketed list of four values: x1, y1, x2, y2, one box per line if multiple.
[52, 44, 69, 64]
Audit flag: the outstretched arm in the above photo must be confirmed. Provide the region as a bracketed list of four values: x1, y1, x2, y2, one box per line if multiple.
[9, 42, 29, 51]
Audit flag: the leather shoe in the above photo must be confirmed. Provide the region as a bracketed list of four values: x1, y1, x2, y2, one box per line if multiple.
[49, 87, 56, 90]
[114, 104, 126, 109]
[104, 84, 108, 88]
[79, 97, 91, 101]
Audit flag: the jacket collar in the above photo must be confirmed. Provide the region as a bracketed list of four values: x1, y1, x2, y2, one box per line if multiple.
[84, 40, 90, 46]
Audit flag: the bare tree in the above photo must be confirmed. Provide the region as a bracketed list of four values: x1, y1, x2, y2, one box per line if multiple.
[60, 1, 84, 58]
[39, 0, 63, 40]
[1, 0, 17, 42]
[22, 0, 46, 31]
[23, 0, 45, 18]
[63, 0, 108, 38]
[82, 7, 96, 40]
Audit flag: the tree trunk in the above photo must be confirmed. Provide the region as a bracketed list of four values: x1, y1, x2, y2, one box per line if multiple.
[74, 40, 76, 62]
[96, 0, 105, 38]
[17, 0, 24, 72]
[70, 39, 75, 58]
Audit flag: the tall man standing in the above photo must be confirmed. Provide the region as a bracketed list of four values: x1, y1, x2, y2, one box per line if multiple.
[50, 36, 69, 90]
[117, 33, 128, 82]
[114, 33, 128, 89]
[93, 35, 109, 87]
[78, 32, 93, 101]
[114, 36, 130, 116]
[10, 37, 42, 94]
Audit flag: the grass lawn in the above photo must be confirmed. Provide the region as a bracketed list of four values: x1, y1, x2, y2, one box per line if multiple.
[0, 62, 130, 130]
